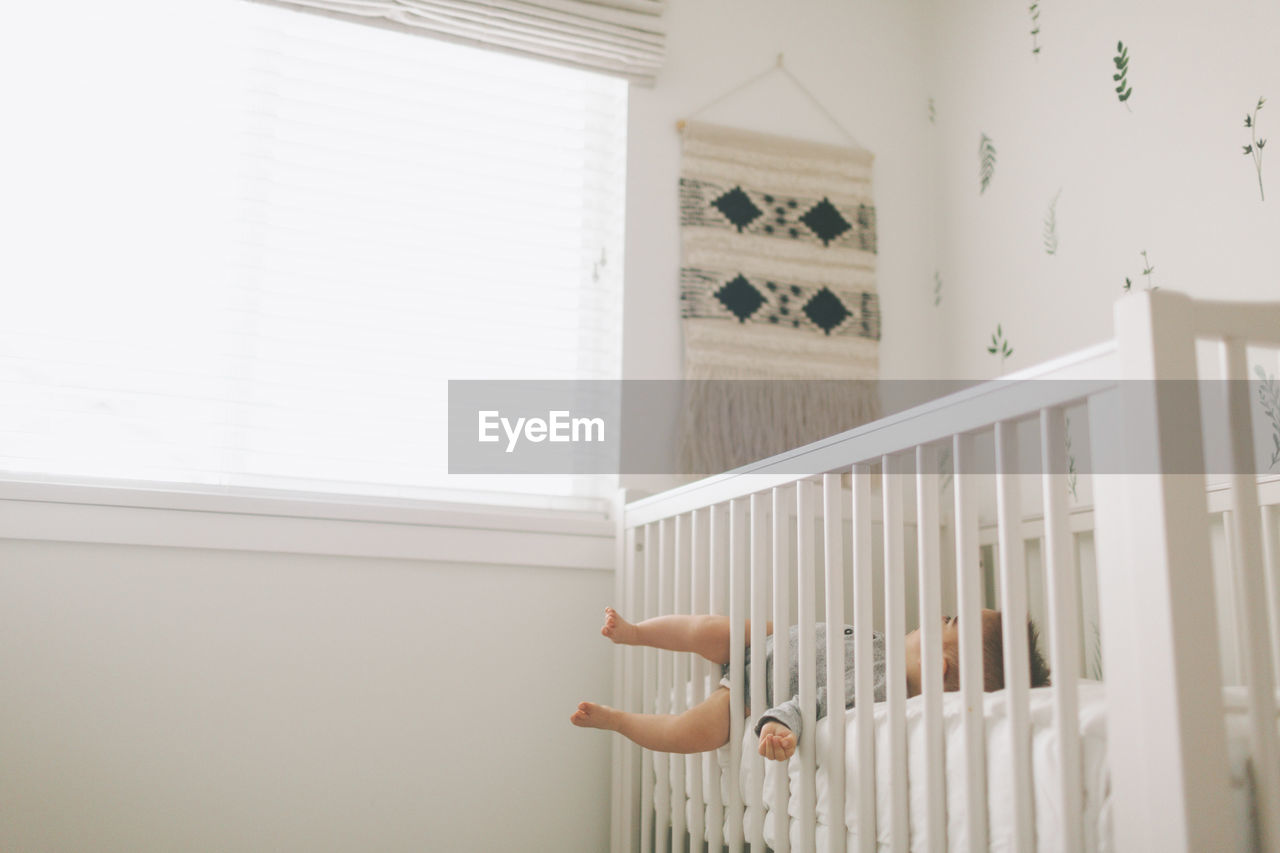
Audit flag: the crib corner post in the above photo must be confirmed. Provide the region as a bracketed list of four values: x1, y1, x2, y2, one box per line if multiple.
[1102, 292, 1235, 853]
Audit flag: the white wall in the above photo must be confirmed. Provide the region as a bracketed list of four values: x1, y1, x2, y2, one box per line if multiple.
[927, 0, 1280, 378]
[0, 536, 614, 853]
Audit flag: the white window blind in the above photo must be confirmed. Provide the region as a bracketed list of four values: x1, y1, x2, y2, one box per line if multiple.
[0, 0, 627, 509]
[256, 0, 666, 85]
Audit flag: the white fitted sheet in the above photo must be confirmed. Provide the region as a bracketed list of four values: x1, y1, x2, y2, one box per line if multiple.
[660, 681, 1269, 852]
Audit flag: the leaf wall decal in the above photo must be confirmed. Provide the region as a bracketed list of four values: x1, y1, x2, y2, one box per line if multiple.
[988, 324, 1013, 372]
[979, 133, 997, 194]
[1043, 190, 1061, 255]
[1113, 41, 1134, 107]
[1244, 96, 1267, 200]
[1256, 365, 1280, 470]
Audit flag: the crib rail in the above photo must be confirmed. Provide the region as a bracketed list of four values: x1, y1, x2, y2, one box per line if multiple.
[623, 342, 1117, 530]
[610, 292, 1280, 853]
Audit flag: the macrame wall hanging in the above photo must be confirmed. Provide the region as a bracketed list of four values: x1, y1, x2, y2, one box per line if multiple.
[677, 61, 882, 475]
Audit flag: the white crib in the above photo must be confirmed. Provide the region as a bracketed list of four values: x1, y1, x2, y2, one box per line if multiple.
[606, 291, 1280, 853]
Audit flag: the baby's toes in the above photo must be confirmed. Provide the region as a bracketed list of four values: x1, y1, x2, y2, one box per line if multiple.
[601, 609, 617, 636]
[572, 701, 607, 728]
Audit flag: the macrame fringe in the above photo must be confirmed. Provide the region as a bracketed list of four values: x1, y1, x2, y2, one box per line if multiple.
[676, 380, 881, 476]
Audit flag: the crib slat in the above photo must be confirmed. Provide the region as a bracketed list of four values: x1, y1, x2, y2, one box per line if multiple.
[1222, 339, 1280, 853]
[994, 421, 1035, 851]
[689, 510, 708, 853]
[852, 464, 878, 853]
[1041, 407, 1083, 853]
[953, 434, 988, 851]
[771, 487, 792, 853]
[796, 478, 818, 852]
[708, 505, 728, 851]
[641, 523, 657, 853]
[915, 446, 946, 853]
[1222, 511, 1245, 683]
[657, 518, 674, 853]
[612, 512, 624, 853]
[822, 473, 848, 853]
[672, 514, 690, 850]
[1263, 504, 1280, 687]
[728, 498, 748, 852]
[623, 524, 642, 853]
[749, 492, 769, 851]
[882, 454, 909, 853]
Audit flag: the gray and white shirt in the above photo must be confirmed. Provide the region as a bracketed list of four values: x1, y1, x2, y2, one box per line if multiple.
[721, 624, 887, 738]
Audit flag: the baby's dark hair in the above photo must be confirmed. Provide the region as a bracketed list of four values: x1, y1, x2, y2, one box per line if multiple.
[983, 611, 1052, 692]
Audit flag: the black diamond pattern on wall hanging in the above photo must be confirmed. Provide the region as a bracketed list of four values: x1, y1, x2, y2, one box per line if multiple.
[799, 197, 852, 246]
[711, 186, 763, 232]
[680, 178, 876, 252]
[680, 268, 878, 340]
[802, 287, 851, 334]
[716, 274, 765, 322]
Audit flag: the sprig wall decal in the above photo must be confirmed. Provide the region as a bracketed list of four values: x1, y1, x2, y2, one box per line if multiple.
[933, 271, 942, 306]
[1244, 96, 1267, 201]
[1122, 251, 1158, 291]
[1113, 41, 1134, 108]
[929, 98, 936, 124]
[1140, 250, 1156, 289]
[1029, 2, 1042, 56]
[1044, 190, 1061, 255]
[1065, 415, 1078, 500]
[988, 324, 1013, 372]
[1256, 365, 1280, 471]
[979, 133, 997, 194]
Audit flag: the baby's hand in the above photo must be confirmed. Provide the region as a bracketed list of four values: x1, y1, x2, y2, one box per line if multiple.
[757, 720, 796, 761]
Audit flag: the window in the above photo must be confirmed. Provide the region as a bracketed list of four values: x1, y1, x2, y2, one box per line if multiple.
[0, 0, 627, 509]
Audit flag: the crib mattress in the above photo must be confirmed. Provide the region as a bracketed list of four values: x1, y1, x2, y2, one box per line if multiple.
[659, 682, 1266, 852]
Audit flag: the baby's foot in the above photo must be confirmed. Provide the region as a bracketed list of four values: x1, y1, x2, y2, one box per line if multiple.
[570, 701, 619, 731]
[600, 607, 639, 645]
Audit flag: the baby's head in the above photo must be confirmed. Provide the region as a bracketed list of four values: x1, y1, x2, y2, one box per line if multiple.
[904, 608, 1051, 697]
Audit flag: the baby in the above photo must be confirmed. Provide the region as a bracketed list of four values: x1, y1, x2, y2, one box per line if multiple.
[571, 607, 1050, 761]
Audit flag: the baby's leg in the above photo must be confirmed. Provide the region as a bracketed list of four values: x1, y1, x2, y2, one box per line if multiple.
[601, 607, 772, 665]
[570, 687, 740, 754]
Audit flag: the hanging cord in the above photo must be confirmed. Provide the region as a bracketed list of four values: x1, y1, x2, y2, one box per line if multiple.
[676, 53, 865, 150]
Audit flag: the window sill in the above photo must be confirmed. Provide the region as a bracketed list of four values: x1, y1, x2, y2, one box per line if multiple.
[0, 477, 616, 571]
